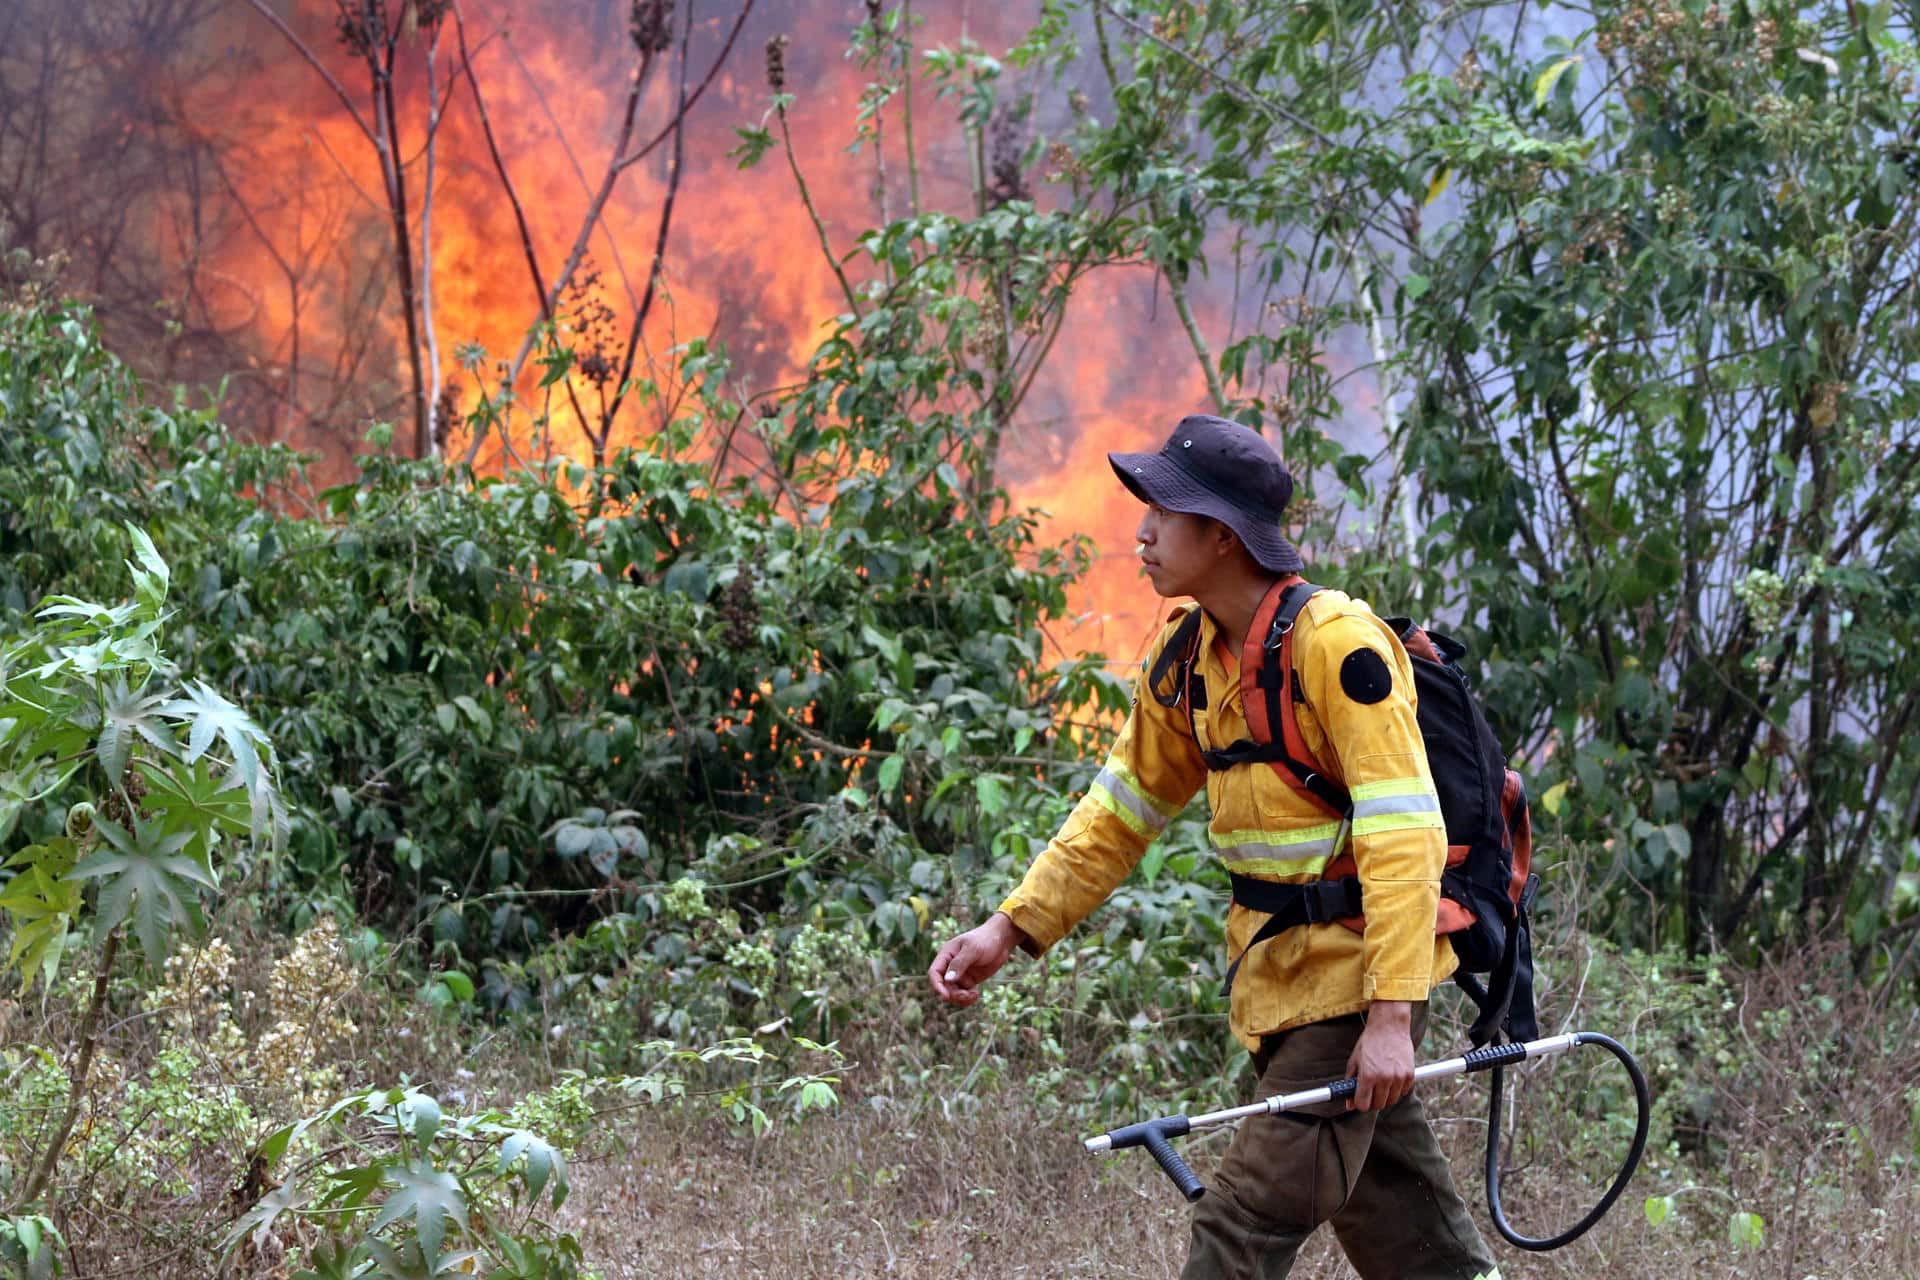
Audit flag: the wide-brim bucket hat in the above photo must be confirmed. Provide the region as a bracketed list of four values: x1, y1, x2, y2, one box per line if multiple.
[1108, 414, 1303, 575]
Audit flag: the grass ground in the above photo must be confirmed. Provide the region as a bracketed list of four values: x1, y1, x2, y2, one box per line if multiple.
[557, 935, 1920, 1280]
[560, 1029, 1920, 1280]
[9, 919, 1917, 1277]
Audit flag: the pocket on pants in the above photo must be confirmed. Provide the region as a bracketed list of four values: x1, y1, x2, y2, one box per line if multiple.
[1224, 1106, 1377, 1230]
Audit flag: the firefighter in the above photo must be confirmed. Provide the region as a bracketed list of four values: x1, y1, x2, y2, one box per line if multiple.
[929, 415, 1498, 1279]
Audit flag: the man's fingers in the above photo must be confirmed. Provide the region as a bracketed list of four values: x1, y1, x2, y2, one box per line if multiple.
[929, 937, 984, 1005]
[928, 942, 962, 996]
[942, 940, 974, 984]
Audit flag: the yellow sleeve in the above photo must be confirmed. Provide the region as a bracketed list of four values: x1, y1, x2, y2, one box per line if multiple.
[997, 617, 1207, 956]
[1299, 610, 1446, 1002]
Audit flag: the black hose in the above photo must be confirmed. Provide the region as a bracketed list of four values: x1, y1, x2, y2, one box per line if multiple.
[1484, 1031, 1651, 1251]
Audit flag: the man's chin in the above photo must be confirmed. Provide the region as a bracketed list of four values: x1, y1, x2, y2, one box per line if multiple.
[1142, 571, 1184, 599]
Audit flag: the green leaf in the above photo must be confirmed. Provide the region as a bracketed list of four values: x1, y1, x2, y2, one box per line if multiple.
[136, 757, 251, 863]
[288, 1238, 364, 1280]
[1138, 841, 1167, 885]
[256, 1119, 303, 1167]
[398, 1091, 443, 1145]
[0, 839, 83, 986]
[452, 695, 491, 736]
[1533, 55, 1580, 108]
[369, 1162, 466, 1265]
[98, 678, 171, 781]
[439, 970, 475, 1002]
[1644, 1194, 1673, 1226]
[974, 774, 1007, 816]
[1727, 1211, 1764, 1250]
[1540, 779, 1569, 817]
[796, 1079, 838, 1113]
[222, 1180, 315, 1256]
[1423, 167, 1452, 206]
[536, 347, 575, 388]
[499, 1130, 569, 1207]
[155, 680, 276, 845]
[123, 524, 171, 614]
[877, 754, 905, 794]
[730, 123, 776, 169]
[69, 812, 211, 959]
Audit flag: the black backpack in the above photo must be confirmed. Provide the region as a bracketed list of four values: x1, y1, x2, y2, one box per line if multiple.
[1148, 579, 1539, 1047]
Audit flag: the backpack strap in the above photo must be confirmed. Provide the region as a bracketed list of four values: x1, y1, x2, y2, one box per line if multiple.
[1146, 606, 1206, 711]
[1199, 580, 1353, 819]
[1456, 872, 1540, 1046]
[1222, 873, 1365, 997]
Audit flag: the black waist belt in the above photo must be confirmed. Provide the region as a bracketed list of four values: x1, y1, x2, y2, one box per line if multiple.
[1223, 874, 1364, 996]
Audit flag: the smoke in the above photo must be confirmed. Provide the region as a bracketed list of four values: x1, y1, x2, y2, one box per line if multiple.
[0, 0, 1399, 661]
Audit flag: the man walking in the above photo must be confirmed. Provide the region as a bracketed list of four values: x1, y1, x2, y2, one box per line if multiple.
[928, 415, 1498, 1279]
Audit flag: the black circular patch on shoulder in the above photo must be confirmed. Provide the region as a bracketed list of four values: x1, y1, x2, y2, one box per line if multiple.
[1339, 648, 1393, 705]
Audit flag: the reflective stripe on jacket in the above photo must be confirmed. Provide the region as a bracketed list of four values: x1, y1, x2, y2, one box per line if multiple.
[998, 588, 1456, 1052]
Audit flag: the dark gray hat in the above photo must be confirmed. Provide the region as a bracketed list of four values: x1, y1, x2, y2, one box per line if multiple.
[1108, 414, 1303, 575]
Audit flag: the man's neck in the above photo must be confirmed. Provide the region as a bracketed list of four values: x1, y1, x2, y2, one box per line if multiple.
[1194, 568, 1284, 655]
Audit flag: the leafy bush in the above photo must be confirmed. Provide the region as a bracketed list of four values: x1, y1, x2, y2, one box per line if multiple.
[1, 296, 1119, 981]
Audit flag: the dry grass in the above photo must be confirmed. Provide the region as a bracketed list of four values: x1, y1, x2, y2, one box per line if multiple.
[560, 1057, 1920, 1280]
[10, 913, 1918, 1278]
[559, 936, 1920, 1280]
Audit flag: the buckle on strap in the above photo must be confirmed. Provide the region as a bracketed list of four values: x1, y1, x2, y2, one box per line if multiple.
[1300, 878, 1361, 924]
[1228, 874, 1361, 924]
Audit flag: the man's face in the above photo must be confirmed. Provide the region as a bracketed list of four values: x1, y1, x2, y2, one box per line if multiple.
[1135, 503, 1224, 599]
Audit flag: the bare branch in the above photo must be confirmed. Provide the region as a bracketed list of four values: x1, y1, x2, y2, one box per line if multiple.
[422, 21, 445, 455]
[473, 2, 757, 467]
[451, 3, 550, 316]
[238, 0, 377, 144]
[779, 100, 864, 321]
[612, 0, 757, 177]
[600, 0, 696, 457]
[502, 32, 639, 312]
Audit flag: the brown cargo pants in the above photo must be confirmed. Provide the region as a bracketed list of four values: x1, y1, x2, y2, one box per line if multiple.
[1181, 1007, 1497, 1280]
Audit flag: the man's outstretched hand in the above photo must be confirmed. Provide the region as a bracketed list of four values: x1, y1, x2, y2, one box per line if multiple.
[928, 912, 1027, 1006]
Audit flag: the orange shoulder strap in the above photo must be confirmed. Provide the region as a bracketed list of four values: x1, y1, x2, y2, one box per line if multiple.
[1238, 576, 1335, 788]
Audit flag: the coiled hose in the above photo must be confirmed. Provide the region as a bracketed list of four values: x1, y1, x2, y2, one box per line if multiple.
[1483, 1031, 1651, 1250]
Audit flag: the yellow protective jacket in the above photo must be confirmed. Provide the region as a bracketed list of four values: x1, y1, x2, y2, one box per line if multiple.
[998, 588, 1456, 1053]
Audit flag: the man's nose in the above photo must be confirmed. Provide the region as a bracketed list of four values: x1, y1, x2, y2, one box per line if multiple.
[1135, 511, 1155, 543]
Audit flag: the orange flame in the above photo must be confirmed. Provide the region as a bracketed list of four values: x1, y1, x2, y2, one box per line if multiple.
[196, 1, 1238, 662]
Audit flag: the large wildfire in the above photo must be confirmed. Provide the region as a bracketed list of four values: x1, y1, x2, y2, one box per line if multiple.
[9, 0, 1253, 662]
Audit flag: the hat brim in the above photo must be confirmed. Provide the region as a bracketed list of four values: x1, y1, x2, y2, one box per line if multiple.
[1109, 450, 1302, 575]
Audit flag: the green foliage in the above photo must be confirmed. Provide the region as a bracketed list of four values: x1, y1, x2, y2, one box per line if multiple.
[0, 1214, 62, 1280]
[1390, 3, 1920, 952]
[225, 1036, 841, 1277]
[227, 1083, 582, 1279]
[0, 529, 280, 977]
[1026, 0, 1920, 962]
[8, 7, 1920, 1270]
[2, 293, 1121, 989]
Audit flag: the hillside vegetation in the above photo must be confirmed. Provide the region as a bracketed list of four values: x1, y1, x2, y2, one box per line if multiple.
[3, 2, 1920, 1276]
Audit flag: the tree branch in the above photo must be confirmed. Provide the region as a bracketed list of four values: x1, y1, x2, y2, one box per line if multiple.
[10, 928, 121, 1213]
[239, 0, 377, 144]
[778, 103, 864, 321]
[452, 3, 550, 316]
[600, 1, 696, 458]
